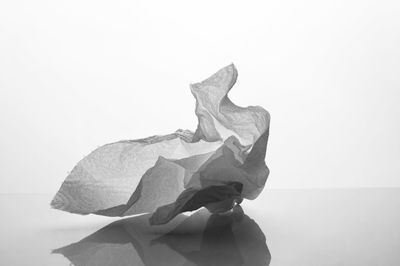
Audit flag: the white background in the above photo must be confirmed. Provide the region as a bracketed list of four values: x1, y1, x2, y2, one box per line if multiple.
[1, 0, 399, 193]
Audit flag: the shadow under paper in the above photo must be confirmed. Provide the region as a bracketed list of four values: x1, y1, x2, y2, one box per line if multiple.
[53, 205, 271, 266]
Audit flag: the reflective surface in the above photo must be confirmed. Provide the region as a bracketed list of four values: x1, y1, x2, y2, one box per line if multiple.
[1, 189, 400, 265]
[54, 205, 270, 266]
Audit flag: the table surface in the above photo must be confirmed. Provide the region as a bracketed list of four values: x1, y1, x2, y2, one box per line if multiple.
[1, 188, 399, 266]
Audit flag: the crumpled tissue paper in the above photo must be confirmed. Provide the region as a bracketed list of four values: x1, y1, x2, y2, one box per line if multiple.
[51, 64, 270, 225]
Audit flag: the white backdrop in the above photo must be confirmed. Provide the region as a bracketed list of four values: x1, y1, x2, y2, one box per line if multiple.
[1, 0, 399, 193]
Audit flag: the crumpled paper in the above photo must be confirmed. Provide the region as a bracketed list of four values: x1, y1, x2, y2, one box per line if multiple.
[51, 64, 270, 225]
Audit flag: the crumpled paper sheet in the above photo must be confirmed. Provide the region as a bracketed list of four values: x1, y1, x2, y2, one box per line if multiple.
[51, 64, 270, 225]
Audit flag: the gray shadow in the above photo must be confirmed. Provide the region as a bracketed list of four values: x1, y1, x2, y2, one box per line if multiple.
[53, 205, 270, 266]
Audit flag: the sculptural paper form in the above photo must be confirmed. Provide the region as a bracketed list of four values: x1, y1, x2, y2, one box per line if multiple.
[51, 64, 270, 225]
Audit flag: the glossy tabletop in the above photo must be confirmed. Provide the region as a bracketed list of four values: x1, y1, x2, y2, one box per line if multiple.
[1, 188, 399, 266]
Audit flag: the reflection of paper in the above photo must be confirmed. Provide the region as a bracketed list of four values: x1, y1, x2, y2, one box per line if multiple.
[53, 206, 271, 266]
[51, 64, 270, 224]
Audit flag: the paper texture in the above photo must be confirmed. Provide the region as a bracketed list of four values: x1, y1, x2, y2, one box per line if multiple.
[51, 64, 270, 224]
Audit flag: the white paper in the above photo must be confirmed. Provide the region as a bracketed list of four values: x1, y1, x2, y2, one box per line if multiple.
[51, 64, 270, 224]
